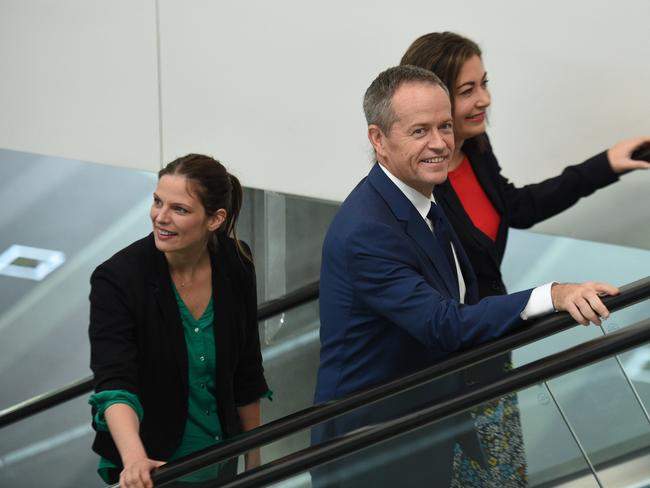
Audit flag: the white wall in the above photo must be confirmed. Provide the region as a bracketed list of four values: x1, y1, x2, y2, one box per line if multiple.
[1, 0, 649, 245]
[0, 0, 161, 171]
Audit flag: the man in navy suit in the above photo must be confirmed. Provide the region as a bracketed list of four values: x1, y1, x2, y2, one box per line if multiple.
[312, 65, 618, 486]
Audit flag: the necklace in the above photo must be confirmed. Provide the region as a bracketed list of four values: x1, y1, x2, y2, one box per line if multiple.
[175, 271, 195, 289]
[170, 251, 207, 289]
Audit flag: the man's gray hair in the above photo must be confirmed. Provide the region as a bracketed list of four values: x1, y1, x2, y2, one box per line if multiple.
[363, 65, 448, 134]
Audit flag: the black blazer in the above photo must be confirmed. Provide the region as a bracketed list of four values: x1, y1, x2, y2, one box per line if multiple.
[89, 233, 268, 467]
[434, 136, 619, 298]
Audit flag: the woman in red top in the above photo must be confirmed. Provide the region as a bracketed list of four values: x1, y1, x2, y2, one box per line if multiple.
[400, 32, 650, 487]
[401, 32, 649, 299]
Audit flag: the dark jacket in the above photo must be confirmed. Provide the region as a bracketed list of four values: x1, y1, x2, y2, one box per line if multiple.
[434, 136, 619, 298]
[315, 163, 532, 405]
[312, 163, 532, 486]
[89, 233, 268, 466]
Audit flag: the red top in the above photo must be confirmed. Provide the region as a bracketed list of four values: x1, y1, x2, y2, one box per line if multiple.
[447, 156, 501, 241]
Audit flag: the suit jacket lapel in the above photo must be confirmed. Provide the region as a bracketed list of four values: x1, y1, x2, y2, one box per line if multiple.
[464, 146, 509, 259]
[405, 206, 459, 299]
[434, 173, 503, 274]
[211, 245, 233, 378]
[447, 221, 479, 304]
[367, 164, 458, 298]
[149, 237, 188, 393]
[463, 139, 504, 215]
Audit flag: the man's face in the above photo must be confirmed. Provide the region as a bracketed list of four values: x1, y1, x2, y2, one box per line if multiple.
[369, 82, 454, 197]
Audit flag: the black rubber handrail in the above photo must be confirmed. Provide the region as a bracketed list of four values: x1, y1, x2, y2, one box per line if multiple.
[0, 280, 320, 428]
[215, 316, 650, 488]
[145, 276, 650, 486]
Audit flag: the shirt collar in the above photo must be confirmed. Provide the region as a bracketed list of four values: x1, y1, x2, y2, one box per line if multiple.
[378, 162, 435, 223]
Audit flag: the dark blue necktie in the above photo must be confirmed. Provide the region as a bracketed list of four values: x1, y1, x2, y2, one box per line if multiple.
[427, 202, 458, 282]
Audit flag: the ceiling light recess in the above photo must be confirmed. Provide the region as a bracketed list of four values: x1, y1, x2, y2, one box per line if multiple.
[0, 245, 65, 281]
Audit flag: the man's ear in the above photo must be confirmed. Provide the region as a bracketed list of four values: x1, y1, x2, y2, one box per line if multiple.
[368, 125, 387, 159]
[208, 208, 227, 232]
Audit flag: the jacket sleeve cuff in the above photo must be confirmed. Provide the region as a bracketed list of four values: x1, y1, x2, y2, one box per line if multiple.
[236, 389, 273, 407]
[234, 374, 271, 406]
[582, 150, 620, 188]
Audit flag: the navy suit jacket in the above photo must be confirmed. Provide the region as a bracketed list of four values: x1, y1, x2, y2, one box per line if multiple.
[314, 163, 533, 405]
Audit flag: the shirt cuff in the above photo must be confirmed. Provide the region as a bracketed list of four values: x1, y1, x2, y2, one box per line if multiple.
[520, 282, 555, 320]
[88, 389, 144, 431]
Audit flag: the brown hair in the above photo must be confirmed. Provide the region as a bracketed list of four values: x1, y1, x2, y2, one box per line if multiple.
[159, 154, 250, 261]
[400, 32, 482, 108]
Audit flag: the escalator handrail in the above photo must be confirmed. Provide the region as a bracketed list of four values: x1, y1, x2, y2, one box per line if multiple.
[145, 275, 650, 486]
[212, 315, 650, 488]
[0, 280, 320, 428]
